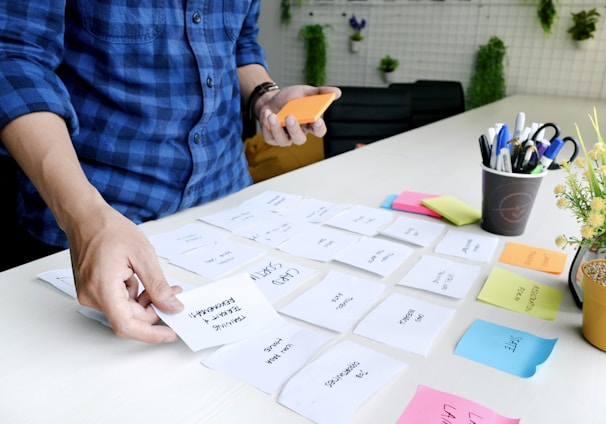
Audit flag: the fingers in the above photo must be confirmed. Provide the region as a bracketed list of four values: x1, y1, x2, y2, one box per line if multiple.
[262, 110, 311, 146]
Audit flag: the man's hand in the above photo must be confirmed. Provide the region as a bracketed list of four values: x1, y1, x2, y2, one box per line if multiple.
[257, 85, 341, 147]
[67, 205, 184, 343]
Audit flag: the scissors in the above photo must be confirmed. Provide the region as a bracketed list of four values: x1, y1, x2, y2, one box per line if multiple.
[528, 122, 579, 170]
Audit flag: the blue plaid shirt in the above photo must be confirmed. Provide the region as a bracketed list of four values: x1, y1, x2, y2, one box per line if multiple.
[0, 0, 264, 247]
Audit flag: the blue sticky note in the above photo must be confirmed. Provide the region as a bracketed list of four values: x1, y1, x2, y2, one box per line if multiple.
[380, 194, 398, 209]
[454, 319, 557, 378]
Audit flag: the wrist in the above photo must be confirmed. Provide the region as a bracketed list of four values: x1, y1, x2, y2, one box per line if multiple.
[246, 82, 279, 120]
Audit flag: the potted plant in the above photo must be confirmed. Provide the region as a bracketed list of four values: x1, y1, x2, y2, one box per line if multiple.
[554, 108, 606, 349]
[378, 54, 399, 84]
[348, 14, 366, 53]
[466, 36, 507, 110]
[299, 24, 329, 86]
[568, 8, 601, 48]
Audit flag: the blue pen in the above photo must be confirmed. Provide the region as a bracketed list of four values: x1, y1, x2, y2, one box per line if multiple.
[531, 137, 564, 174]
[494, 124, 510, 170]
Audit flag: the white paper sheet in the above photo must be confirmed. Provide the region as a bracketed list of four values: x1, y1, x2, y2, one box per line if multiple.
[325, 204, 395, 236]
[398, 254, 482, 299]
[277, 226, 359, 262]
[198, 205, 276, 232]
[279, 271, 385, 332]
[154, 273, 281, 352]
[240, 255, 318, 303]
[278, 340, 407, 424]
[354, 293, 455, 356]
[240, 190, 303, 212]
[169, 239, 264, 279]
[200, 320, 332, 394]
[335, 236, 414, 277]
[433, 229, 499, 263]
[234, 216, 308, 248]
[379, 215, 446, 247]
[148, 223, 224, 260]
[279, 198, 350, 223]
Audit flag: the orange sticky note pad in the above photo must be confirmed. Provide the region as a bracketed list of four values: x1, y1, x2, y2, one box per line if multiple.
[499, 242, 568, 274]
[273, 93, 336, 127]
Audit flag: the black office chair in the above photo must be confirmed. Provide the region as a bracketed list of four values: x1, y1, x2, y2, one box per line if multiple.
[323, 86, 412, 158]
[390, 80, 465, 129]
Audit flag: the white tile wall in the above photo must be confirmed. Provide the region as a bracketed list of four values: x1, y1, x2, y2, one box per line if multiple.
[272, 0, 606, 100]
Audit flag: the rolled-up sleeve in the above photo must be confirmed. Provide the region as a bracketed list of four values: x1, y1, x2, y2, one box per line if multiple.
[235, 0, 267, 69]
[0, 2, 78, 144]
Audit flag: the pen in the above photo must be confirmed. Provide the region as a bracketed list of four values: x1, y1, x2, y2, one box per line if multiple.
[531, 137, 564, 174]
[499, 147, 512, 173]
[493, 124, 510, 170]
[479, 135, 491, 167]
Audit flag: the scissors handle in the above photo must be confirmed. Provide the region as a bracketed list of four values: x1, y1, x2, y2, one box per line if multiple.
[548, 136, 580, 170]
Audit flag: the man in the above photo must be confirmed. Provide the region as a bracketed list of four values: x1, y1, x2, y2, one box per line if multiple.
[0, 1, 339, 343]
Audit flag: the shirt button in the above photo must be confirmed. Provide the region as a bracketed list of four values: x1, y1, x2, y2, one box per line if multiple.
[192, 11, 201, 24]
[193, 133, 201, 144]
[206, 77, 214, 88]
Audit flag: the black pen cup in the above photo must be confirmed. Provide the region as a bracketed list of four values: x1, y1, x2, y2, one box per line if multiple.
[480, 164, 545, 236]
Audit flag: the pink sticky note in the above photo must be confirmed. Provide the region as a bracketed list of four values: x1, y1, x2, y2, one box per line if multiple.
[398, 385, 520, 424]
[392, 190, 441, 218]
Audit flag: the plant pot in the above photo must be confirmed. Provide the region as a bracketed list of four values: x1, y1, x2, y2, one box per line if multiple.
[574, 38, 595, 50]
[382, 71, 395, 84]
[581, 259, 606, 351]
[349, 39, 362, 53]
[569, 244, 606, 308]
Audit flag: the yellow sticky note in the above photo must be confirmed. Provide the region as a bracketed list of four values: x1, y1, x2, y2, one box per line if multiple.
[477, 267, 562, 320]
[499, 242, 568, 274]
[420, 195, 481, 226]
[273, 92, 336, 127]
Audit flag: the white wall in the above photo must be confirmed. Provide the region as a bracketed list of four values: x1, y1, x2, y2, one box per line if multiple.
[260, 0, 606, 100]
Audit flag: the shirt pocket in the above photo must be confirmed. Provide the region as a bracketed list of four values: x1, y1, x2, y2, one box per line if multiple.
[78, 0, 166, 43]
[222, 0, 253, 41]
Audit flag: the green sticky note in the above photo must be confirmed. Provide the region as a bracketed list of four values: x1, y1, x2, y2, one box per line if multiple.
[477, 266, 563, 320]
[420, 195, 481, 226]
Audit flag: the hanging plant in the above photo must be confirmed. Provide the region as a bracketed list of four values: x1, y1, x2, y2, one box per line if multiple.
[526, 0, 558, 35]
[280, 0, 303, 27]
[568, 9, 601, 42]
[466, 36, 507, 110]
[299, 24, 329, 86]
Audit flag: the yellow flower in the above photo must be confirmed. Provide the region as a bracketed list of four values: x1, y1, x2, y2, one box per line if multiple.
[591, 197, 605, 211]
[556, 197, 568, 209]
[600, 165, 606, 176]
[581, 225, 595, 239]
[588, 211, 605, 228]
[555, 235, 566, 247]
[554, 184, 565, 195]
[594, 142, 605, 154]
[574, 157, 585, 168]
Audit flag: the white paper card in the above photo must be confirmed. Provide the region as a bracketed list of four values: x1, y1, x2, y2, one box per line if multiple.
[240, 190, 303, 212]
[398, 254, 482, 299]
[379, 215, 446, 247]
[278, 340, 407, 424]
[433, 229, 499, 263]
[354, 293, 455, 356]
[279, 198, 350, 223]
[325, 204, 395, 236]
[169, 239, 264, 279]
[335, 237, 414, 277]
[200, 320, 332, 394]
[154, 273, 281, 352]
[199, 205, 275, 232]
[148, 223, 224, 260]
[234, 216, 307, 248]
[241, 255, 317, 303]
[279, 271, 385, 332]
[37, 268, 77, 298]
[278, 226, 359, 262]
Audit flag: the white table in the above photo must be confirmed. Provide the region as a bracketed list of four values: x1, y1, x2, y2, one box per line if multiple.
[1, 94, 605, 423]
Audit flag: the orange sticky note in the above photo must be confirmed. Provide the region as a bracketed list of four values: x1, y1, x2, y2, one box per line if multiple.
[499, 242, 568, 274]
[273, 92, 336, 127]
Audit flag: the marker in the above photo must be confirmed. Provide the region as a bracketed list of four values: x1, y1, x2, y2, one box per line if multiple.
[499, 147, 512, 173]
[531, 137, 564, 174]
